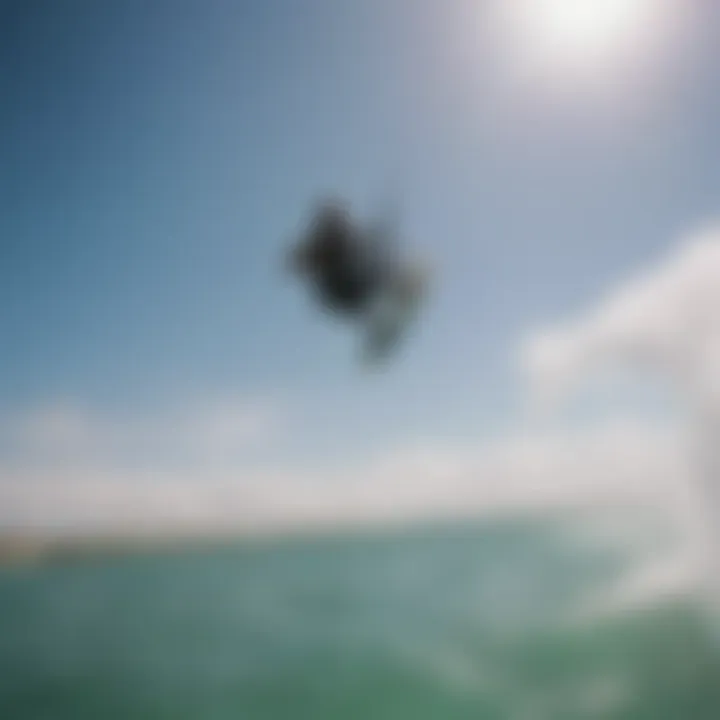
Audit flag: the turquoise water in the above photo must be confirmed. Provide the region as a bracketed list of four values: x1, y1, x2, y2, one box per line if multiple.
[1, 518, 719, 719]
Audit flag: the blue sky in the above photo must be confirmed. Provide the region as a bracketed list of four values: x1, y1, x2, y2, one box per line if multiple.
[1, 1, 719, 532]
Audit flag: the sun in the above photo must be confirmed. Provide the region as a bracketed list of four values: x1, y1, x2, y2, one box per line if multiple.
[532, 0, 652, 56]
[498, 0, 669, 77]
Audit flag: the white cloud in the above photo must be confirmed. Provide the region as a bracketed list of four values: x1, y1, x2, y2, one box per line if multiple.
[0, 396, 286, 534]
[1, 396, 281, 472]
[0, 410, 689, 541]
[523, 226, 720, 414]
[522, 224, 720, 606]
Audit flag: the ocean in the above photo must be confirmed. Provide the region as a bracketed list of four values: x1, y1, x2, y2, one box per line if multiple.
[1, 515, 719, 719]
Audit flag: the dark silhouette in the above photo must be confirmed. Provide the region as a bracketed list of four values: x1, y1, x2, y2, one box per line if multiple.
[287, 196, 429, 362]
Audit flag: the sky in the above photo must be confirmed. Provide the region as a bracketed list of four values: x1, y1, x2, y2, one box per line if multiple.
[1, 0, 720, 566]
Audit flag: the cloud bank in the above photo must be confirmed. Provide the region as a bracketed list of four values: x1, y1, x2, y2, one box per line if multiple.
[0, 402, 688, 542]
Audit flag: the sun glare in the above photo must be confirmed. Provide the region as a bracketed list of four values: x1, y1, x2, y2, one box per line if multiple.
[536, 0, 651, 55]
[499, 0, 672, 79]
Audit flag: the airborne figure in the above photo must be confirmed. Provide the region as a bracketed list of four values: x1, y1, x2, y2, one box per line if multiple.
[287, 197, 429, 363]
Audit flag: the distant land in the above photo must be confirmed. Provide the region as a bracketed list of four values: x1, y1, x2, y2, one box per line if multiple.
[0, 532, 207, 567]
[0, 525, 276, 568]
[0, 523, 405, 567]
